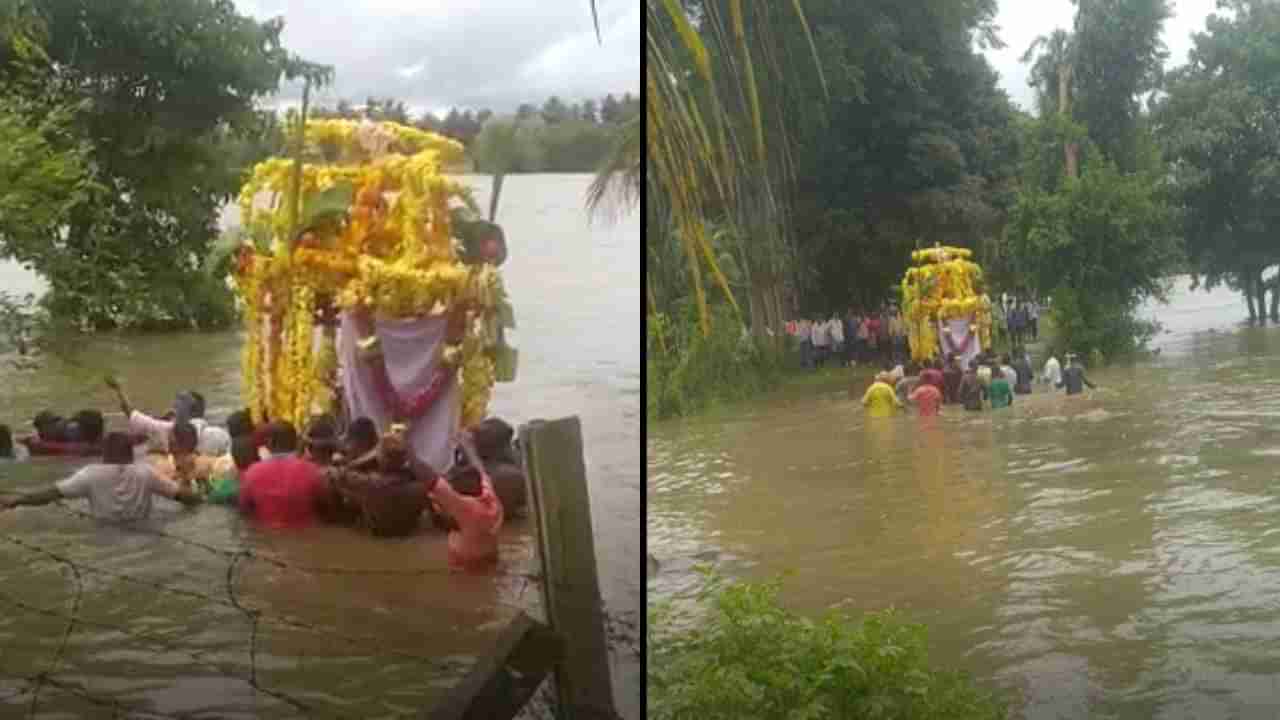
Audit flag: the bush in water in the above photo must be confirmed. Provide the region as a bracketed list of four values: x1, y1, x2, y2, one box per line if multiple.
[649, 573, 1006, 720]
[647, 303, 790, 420]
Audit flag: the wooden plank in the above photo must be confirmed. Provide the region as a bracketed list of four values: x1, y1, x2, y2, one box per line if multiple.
[426, 611, 562, 720]
[520, 417, 619, 720]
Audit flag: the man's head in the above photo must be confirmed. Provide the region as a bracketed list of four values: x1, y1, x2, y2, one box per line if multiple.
[231, 436, 259, 472]
[74, 410, 105, 444]
[171, 421, 198, 457]
[102, 432, 135, 465]
[471, 418, 516, 462]
[174, 392, 199, 424]
[189, 391, 206, 419]
[378, 425, 410, 471]
[226, 409, 254, 440]
[448, 466, 485, 498]
[345, 417, 379, 460]
[304, 414, 339, 465]
[267, 421, 299, 455]
[33, 411, 62, 439]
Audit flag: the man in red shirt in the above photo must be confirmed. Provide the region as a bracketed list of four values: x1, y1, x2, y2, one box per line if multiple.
[909, 382, 943, 416]
[239, 422, 333, 530]
[918, 359, 945, 395]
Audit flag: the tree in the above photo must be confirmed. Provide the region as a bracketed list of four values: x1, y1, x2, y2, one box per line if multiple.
[600, 93, 622, 124]
[417, 111, 442, 132]
[515, 103, 538, 121]
[1, 0, 328, 330]
[442, 108, 464, 140]
[1157, 0, 1280, 321]
[582, 98, 599, 124]
[772, 0, 1018, 315]
[1070, 0, 1171, 172]
[541, 96, 570, 124]
[1004, 120, 1178, 357]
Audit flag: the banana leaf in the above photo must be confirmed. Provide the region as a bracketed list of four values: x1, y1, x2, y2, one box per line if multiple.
[298, 182, 354, 236]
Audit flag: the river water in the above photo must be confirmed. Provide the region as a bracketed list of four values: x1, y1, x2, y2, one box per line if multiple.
[647, 279, 1280, 720]
[0, 174, 639, 719]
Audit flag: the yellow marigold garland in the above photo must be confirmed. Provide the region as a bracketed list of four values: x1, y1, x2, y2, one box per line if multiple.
[232, 119, 505, 432]
[901, 244, 991, 363]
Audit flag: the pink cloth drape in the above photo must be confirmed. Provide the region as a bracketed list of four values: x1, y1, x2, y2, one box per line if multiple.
[339, 312, 460, 471]
[940, 317, 982, 370]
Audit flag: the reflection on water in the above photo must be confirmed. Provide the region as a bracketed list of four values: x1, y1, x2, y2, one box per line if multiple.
[0, 174, 639, 718]
[649, 278, 1280, 719]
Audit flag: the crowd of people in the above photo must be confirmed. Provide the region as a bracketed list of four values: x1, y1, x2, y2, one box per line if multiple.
[787, 295, 1044, 371]
[859, 348, 1095, 417]
[786, 306, 909, 369]
[991, 295, 1043, 347]
[0, 379, 529, 572]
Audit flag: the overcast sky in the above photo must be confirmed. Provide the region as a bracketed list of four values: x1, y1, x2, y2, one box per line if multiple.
[233, 0, 639, 116]
[984, 0, 1220, 112]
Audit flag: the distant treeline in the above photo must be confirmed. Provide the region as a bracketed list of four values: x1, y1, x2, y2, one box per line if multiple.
[308, 93, 641, 173]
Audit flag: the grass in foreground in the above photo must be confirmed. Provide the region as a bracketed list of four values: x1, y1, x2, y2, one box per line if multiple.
[648, 574, 1006, 720]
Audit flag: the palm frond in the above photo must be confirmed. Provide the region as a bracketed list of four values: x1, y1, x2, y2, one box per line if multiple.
[587, 115, 641, 222]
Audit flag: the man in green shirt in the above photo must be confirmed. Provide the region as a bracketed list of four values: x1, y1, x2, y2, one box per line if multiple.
[208, 436, 259, 505]
[989, 367, 1015, 409]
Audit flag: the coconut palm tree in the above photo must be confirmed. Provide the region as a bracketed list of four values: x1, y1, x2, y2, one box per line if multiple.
[644, 0, 824, 337]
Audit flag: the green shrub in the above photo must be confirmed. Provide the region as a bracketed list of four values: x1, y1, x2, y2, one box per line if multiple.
[649, 574, 1006, 720]
[647, 304, 791, 419]
[1045, 286, 1158, 364]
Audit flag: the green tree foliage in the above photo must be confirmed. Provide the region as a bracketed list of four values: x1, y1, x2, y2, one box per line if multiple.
[541, 95, 571, 124]
[471, 117, 546, 175]
[1156, 0, 1280, 321]
[774, 0, 1019, 314]
[1004, 125, 1178, 358]
[1003, 0, 1178, 359]
[1071, 0, 1171, 172]
[648, 573, 1006, 720]
[0, 0, 327, 330]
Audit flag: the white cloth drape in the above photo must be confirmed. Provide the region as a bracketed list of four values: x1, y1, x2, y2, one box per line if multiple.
[339, 312, 460, 471]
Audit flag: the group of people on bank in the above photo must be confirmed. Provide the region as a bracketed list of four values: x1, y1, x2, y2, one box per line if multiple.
[787, 305, 909, 369]
[860, 349, 1095, 417]
[0, 379, 528, 572]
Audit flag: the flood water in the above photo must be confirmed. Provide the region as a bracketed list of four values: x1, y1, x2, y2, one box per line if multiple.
[0, 174, 640, 719]
[647, 279, 1280, 720]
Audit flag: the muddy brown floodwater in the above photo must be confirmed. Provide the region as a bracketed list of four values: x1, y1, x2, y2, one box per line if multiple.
[649, 279, 1280, 720]
[0, 174, 640, 719]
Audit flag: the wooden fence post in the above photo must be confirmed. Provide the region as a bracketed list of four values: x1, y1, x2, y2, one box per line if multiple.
[520, 417, 619, 720]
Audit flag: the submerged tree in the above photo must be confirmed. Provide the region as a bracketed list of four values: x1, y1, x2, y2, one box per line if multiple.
[1157, 0, 1280, 322]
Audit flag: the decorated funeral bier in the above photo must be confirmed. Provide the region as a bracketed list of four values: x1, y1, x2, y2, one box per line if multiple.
[900, 244, 992, 369]
[230, 118, 516, 469]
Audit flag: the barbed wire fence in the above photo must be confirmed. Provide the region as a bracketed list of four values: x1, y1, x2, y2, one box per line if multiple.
[0, 502, 639, 719]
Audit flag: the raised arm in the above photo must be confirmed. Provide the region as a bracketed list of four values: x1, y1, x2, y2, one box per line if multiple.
[0, 487, 63, 510]
[105, 376, 134, 417]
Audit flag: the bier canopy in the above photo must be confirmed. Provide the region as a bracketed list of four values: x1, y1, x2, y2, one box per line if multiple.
[228, 119, 516, 431]
[899, 244, 992, 363]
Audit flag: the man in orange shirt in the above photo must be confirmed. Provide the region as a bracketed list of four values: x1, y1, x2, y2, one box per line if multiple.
[409, 431, 504, 571]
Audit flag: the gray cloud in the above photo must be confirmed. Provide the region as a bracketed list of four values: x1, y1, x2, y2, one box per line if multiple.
[236, 0, 639, 115]
[983, 0, 1220, 112]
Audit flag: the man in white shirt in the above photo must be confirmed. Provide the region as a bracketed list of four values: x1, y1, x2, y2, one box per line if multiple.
[1, 433, 201, 521]
[828, 315, 845, 364]
[1028, 299, 1041, 341]
[106, 378, 230, 456]
[1042, 354, 1062, 387]
[811, 317, 829, 368]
